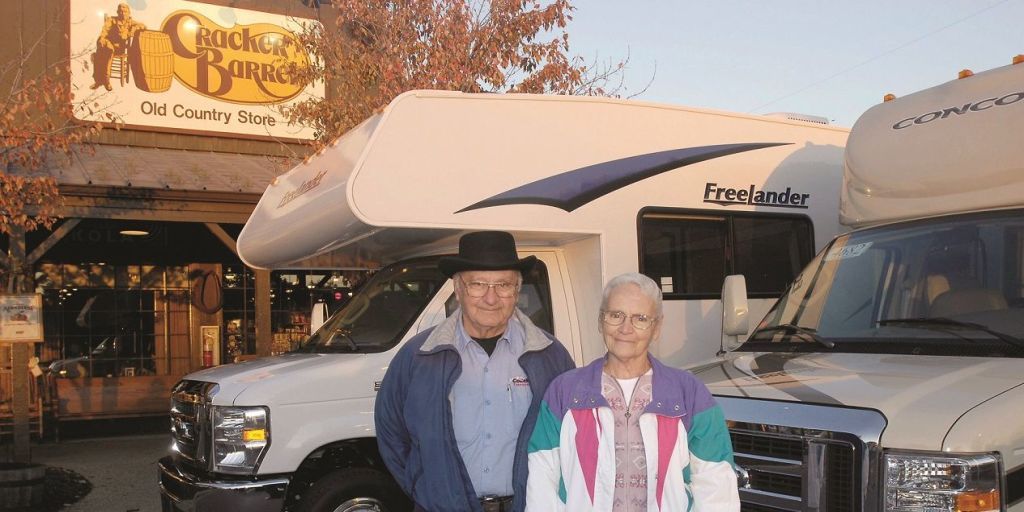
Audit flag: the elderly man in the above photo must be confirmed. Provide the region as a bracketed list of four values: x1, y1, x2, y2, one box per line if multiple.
[91, 3, 146, 91]
[376, 231, 575, 512]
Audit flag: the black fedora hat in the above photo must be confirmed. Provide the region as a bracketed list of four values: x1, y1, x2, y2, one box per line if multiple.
[438, 231, 537, 278]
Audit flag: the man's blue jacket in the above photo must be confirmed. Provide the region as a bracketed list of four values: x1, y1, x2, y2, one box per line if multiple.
[375, 309, 575, 512]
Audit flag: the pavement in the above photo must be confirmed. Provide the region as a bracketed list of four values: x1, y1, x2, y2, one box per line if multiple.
[31, 432, 169, 512]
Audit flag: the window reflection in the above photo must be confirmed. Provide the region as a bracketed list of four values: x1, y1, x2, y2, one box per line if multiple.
[36, 263, 372, 373]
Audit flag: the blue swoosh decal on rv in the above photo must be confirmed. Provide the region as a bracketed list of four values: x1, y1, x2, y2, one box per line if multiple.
[457, 142, 790, 213]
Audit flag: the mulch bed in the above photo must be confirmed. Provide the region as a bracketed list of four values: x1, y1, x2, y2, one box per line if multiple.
[40, 466, 93, 511]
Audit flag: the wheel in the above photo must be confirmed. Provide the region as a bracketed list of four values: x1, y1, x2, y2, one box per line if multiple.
[294, 468, 412, 512]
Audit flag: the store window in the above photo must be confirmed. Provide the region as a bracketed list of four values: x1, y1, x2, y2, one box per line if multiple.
[35, 263, 191, 378]
[639, 208, 815, 299]
[269, 269, 366, 354]
[220, 267, 368, 357]
[34, 258, 372, 372]
[222, 265, 256, 361]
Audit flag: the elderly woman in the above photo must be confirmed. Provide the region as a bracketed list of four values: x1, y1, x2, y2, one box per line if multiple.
[525, 273, 739, 511]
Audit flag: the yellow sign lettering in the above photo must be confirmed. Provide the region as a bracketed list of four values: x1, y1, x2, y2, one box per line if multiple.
[162, 10, 310, 104]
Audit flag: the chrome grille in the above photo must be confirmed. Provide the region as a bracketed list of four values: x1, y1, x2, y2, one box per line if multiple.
[825, 441, 856, 510]
[170, 380, 217, 470]
[715, 397, 886, 512]
[732, 428, 858, 511]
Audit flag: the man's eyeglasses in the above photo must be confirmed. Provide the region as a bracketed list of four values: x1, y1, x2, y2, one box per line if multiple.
[460, 276, 519, 298]
[600, 310, 658, 330]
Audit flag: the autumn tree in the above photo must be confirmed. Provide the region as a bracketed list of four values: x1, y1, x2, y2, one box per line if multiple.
[286, 0, 622, 144]
[1, 19, 110, 464]
[1, 23, 105, 240]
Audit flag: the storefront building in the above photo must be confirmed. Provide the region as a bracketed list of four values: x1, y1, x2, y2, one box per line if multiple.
[1, 0, 357, 428]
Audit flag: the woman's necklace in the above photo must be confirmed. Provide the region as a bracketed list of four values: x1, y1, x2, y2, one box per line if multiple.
[604, 359, 650, 379]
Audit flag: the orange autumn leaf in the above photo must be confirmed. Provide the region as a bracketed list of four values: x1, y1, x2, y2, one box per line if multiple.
[283, 0, 625, 147]
[2, 44, 104, 236]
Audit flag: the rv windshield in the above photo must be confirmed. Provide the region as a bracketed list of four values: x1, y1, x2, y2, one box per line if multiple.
[744, 209, 1024, 357]
[295, 257, 447, 354]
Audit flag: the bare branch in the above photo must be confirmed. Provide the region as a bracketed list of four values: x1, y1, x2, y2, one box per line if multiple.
[0, 2, 104, 234]
[285, 0, 628, 146]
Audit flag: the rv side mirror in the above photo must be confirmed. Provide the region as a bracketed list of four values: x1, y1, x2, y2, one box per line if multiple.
[721, 274, 749, 339]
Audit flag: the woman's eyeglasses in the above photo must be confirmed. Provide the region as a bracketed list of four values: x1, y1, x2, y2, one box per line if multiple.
[600, 310, 658, 330]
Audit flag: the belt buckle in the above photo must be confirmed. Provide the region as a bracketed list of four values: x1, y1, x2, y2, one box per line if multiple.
[479, 495, 505, 512]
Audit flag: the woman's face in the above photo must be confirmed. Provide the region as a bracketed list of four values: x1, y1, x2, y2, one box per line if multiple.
[600, 283, 661, 363]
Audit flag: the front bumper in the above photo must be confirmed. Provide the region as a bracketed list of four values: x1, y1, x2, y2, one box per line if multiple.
[158, 456, 290, 512]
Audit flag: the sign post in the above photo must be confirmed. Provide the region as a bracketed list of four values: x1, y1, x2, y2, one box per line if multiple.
[1, 293, 44, 463]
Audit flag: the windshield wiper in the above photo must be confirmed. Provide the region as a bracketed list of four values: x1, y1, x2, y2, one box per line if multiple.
[750, 323, 835, 349]
[878, 317, 1024, 349]
[326, 328, 360, 351]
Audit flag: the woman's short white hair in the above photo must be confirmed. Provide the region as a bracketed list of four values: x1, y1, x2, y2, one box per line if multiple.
[600, 272, 663, 317]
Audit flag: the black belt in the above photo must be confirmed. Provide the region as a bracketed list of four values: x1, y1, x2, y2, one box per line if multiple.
[479, 495, 514, 512]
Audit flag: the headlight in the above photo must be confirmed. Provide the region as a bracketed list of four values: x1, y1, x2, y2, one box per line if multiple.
[884, 451, 1001, 511]
[211, 406, 270, 474]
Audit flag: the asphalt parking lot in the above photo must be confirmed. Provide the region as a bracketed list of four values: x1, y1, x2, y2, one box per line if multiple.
[32, 429, 169, 512]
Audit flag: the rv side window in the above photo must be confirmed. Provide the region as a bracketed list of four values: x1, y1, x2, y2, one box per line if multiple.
[732, 216, 814, 295]
[639, 209, 814, 299]
[443, 260, 555, 333]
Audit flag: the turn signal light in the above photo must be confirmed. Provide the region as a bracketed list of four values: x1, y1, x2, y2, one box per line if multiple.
[958, 69, 974, 79]
[243, 429, 267, 442]
[1013, 54, 1024, 65]
[956, 490, 1000, 511]
[883, 93, 896, 102]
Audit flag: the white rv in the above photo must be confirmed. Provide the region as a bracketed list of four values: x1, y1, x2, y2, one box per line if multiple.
[157, 91, 847, 512]
[701, 59, 1024, 511]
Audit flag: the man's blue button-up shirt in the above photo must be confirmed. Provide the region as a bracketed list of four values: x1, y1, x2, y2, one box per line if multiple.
[450, 315, 532, 497]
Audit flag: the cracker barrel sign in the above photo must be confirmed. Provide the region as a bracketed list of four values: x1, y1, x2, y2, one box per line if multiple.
[70, 1, 323, 140]
[0, 294, 43, 343]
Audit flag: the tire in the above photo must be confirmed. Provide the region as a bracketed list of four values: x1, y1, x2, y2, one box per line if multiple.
[295, 468, 413, 512]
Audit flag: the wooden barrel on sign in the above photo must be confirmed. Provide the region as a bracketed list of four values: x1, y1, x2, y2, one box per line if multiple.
[129, 30, 174, 92]
[0, 463, 45, 509]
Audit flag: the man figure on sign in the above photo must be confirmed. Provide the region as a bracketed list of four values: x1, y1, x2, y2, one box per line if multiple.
[376, 231, 575, 512]
[91, 3, 146, 91]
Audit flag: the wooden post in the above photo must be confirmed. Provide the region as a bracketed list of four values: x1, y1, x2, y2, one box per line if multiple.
[255, 269, 271, 357]
[203, 223, 238, 256]
[11, 344, 31, 462]
[7, 226, 31, 462]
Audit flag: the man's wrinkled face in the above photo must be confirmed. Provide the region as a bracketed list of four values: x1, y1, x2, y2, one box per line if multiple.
[454, 269, 520, 338]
